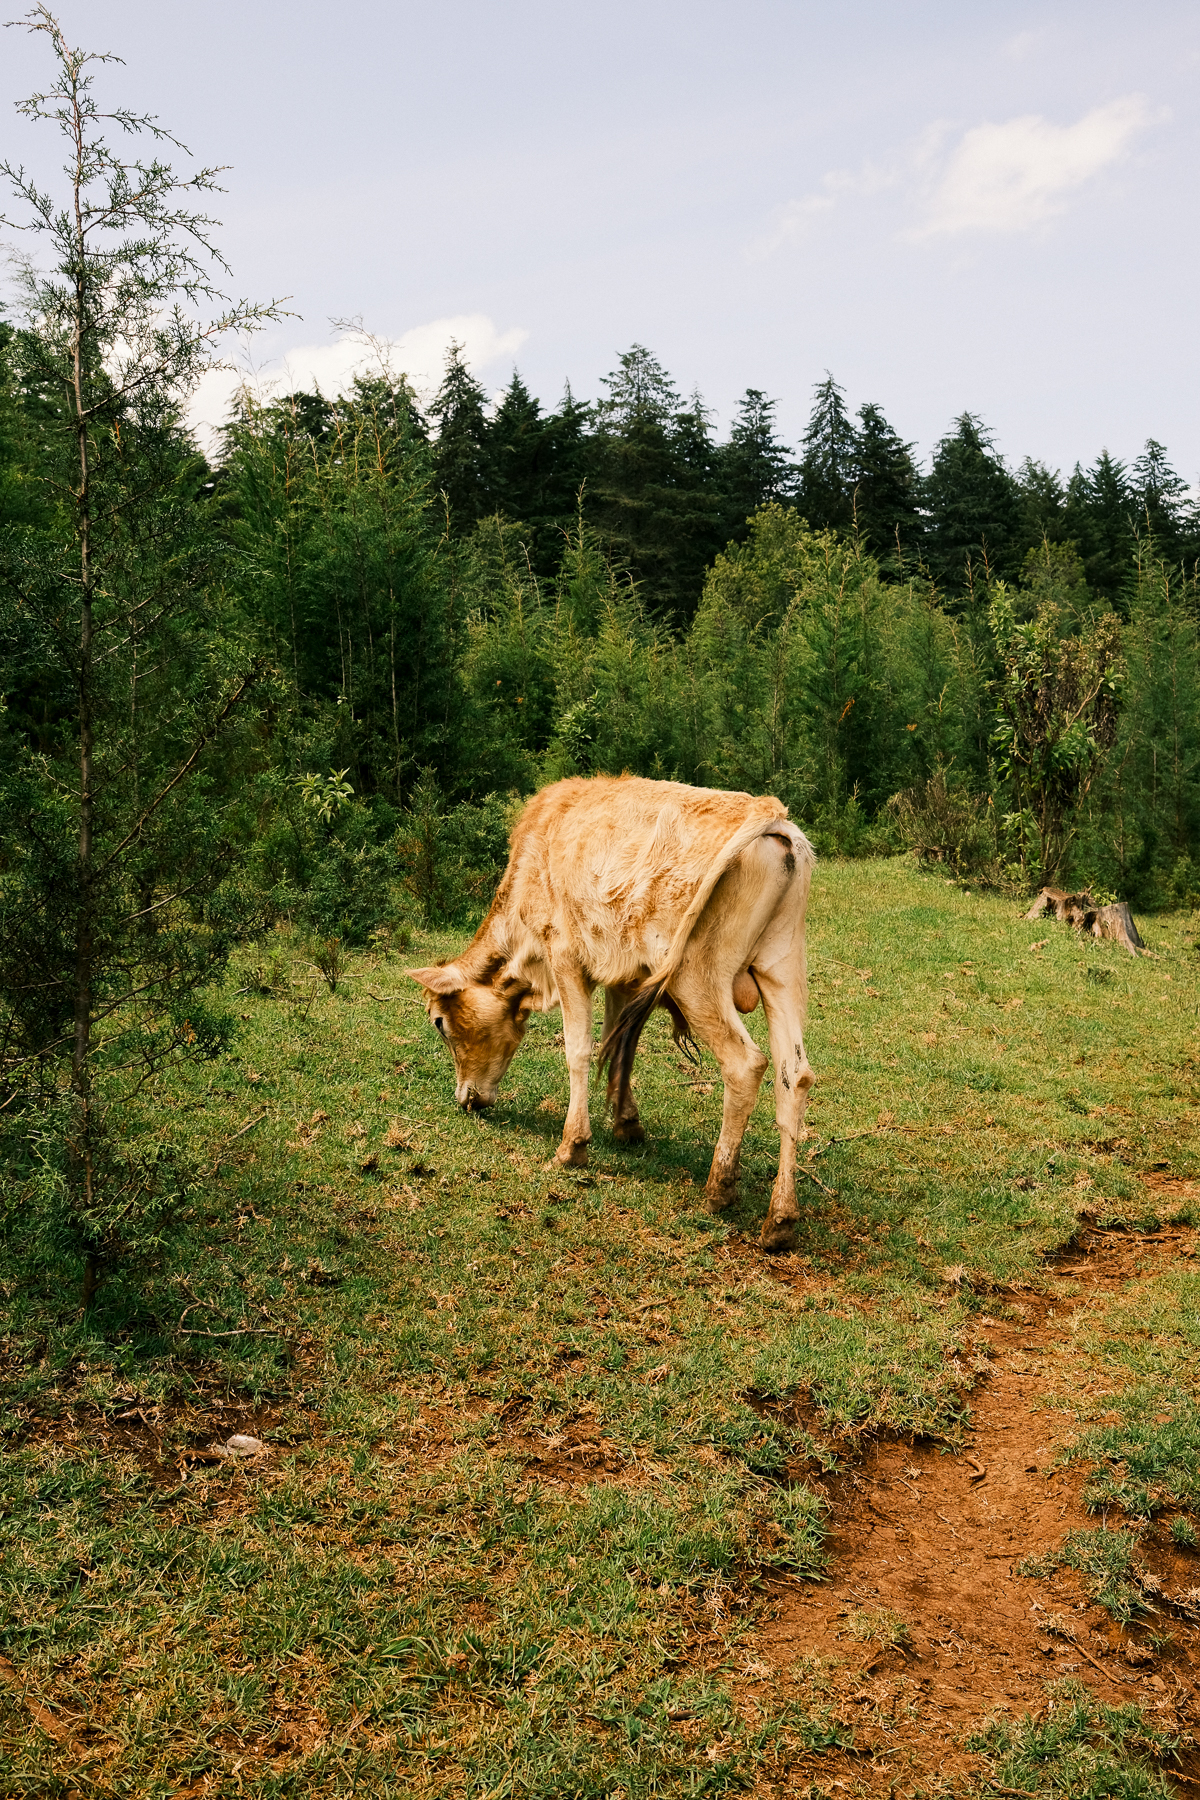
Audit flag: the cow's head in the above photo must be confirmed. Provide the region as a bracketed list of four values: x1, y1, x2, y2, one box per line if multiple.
[406, 962, 535, 1109]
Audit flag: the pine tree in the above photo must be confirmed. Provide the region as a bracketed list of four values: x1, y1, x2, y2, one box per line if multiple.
[587, 345, 723, 621]
[1016, 458, 1068, 547]
[851, 402, 921, 563]
[797, 373, 857, 532]
[428, 340, 491, 530]
[922, 414, 1024, 596]
[1063, 451, 1135, 602]
[720, 388, 797, 521]
[487, 370, 543, 520]
[1131, 439, 1188, 559]
[486, 373, 590, 572]
[0, 6, 279, 1302]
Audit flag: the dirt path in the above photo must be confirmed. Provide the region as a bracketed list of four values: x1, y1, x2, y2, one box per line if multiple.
[736, 1225, 1200, 1794]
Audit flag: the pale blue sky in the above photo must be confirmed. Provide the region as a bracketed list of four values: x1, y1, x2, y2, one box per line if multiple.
[3, 1, 1197, 477]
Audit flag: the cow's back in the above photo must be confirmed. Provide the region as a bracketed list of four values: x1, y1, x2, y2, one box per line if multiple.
[498, 776, 786, 987]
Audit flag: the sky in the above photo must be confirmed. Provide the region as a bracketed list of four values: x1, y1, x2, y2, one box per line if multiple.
[1, 0, 1197, 478]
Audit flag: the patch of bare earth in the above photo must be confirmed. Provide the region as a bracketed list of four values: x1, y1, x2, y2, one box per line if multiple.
[730, 1224, 1200, 1795]
[2, 1385, 290, 1484]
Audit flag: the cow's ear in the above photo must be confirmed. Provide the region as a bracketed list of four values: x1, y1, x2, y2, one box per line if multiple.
[406, 964, 466, 996]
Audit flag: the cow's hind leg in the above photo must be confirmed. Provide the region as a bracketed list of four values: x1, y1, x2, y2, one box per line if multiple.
[603, 984, 646, 1144]
[693, 1009, 768, 1213]
[548, 958, 596, 1169]
[754, 965, 815, 1252]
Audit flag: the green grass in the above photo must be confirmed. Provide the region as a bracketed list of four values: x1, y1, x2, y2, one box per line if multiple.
[1018, 1527, 1153, 1625]
[966, 1680, 1182, 1799]
[3, 856, 1200, 1794]
[1054, 1269, 1200, 1522]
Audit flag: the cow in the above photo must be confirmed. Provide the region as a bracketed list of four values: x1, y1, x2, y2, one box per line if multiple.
[406, 775, 816, 1251]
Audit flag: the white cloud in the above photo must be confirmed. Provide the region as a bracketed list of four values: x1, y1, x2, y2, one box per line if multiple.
[748, 192, 835, 259]
[1003, 29, 1044, 61]
[747, 157, 903, 259]
[185, 312, 528, 458]
[914, 95, 1159, 237]
[752, 96, 1161, 260]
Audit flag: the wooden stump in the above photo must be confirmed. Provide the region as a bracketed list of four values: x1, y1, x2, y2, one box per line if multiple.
[1024, 888, 1144, 956]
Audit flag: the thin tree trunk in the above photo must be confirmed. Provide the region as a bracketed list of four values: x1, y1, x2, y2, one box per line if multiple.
[67, 65, 97, 1301]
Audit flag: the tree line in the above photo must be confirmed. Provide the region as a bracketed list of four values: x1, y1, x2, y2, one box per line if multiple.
[3, 8, 1200, 1298]
[419, 341, 1200, 618]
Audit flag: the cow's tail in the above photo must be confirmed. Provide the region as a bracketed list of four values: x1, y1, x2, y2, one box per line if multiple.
[598, 808, 785, 1089]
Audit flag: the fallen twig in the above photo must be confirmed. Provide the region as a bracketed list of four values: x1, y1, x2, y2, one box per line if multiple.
[226, 1109, 269, 1144]
[808, 1121, 966, 1160]
[205, 1109, 271, 1174]
[178, 1323, 285, 1339]
[799, 1165, 837, 1198]
[1071, 1638, 1118, 1681]
[0, 1654, 76, 1745]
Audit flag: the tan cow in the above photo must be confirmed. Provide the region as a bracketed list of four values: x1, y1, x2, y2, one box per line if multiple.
[407, 775, 815, 1250]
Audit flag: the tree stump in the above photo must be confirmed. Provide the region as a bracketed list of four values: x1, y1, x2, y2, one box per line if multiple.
[1024, 888, 1144, 956]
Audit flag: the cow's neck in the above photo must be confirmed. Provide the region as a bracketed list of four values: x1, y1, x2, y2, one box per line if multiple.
[456, 909, 511, 988]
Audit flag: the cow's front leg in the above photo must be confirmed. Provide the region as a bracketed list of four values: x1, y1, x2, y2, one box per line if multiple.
[700, 1014, 768, 1212]
[549, 960, 596, 1168]
[755, 965, 815, 1252]
[603, 984, 646, 1144]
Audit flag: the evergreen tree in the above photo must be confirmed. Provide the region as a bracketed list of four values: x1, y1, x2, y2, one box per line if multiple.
[587, 345, 724, 621]
[1131, 439, 1188, 559]
[486, 372, 591, 572]
[851, 402, 921, 563]
[720, 388, 797, 521]
[0, 6, 279, 1302]
[922, 413, 1024, 596]
[796, 373, 857, 532]
[347, 369, 428, 446]
[428, 339, 491, 530]
[487, 370, 542, 519]
[1016, 458, 1068, 547]
[222, 377, 445, 801]
[274, 388, 335, 444]
[1063, 451, 1135, 602]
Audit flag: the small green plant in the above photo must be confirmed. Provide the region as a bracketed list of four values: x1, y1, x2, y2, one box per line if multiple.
[296, 767, 355, 825]
[888, 764, 997, 881]
[1169, 1514, 1198, 1549]
[311, 937, 343, 994]
[846, 1606, 911, 1652]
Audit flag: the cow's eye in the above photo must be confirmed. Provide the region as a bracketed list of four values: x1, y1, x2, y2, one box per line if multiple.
[434, 1016, 445, 1033]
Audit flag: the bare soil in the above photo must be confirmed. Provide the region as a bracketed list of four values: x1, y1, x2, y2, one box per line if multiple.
[731, 1223, 1200, 1794]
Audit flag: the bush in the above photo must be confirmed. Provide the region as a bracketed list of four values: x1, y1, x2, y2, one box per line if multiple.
[243, 773, 411, 946]
[395, 772, 517, 927]
[888, 765, 999, 880]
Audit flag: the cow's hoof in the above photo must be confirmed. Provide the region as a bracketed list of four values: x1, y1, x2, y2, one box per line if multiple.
[759, 1216, 798, 1254]
[704, 1179, 738, 1214]
[551, 1140, 589, 1169]
[613, 1119, 646, 1145]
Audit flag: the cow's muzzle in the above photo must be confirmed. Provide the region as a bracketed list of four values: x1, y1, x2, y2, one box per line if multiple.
[455, 1082, 496, 1111]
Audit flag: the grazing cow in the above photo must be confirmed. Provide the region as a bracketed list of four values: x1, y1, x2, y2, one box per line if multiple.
[407, 776, 815, 1250]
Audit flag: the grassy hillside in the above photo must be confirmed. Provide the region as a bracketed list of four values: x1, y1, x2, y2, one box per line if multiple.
[2, 858, 1198, 1796]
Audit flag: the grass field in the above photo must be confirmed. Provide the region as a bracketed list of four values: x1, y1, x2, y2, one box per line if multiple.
[3, 856, 1199, 1797]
